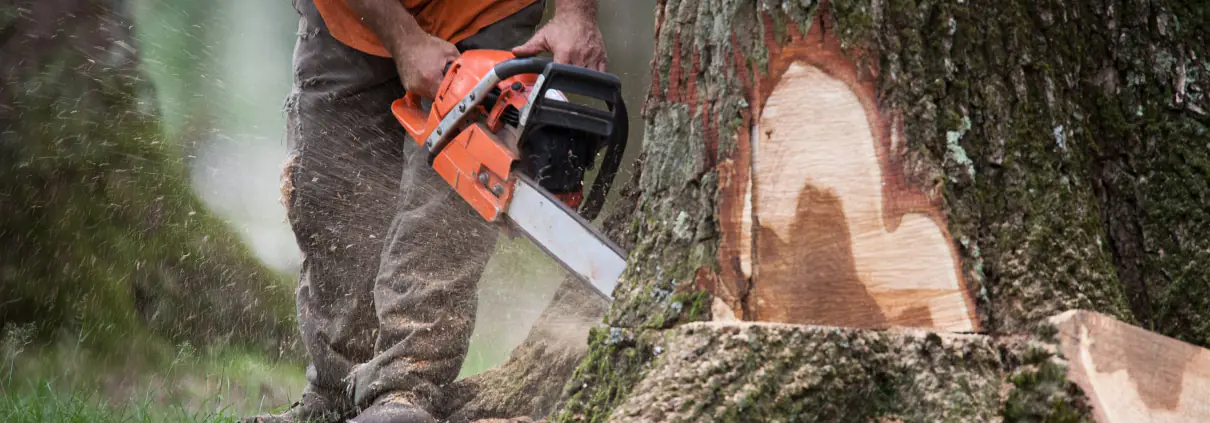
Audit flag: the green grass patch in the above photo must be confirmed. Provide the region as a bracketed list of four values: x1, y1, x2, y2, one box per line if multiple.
[1, 324, 306, 422]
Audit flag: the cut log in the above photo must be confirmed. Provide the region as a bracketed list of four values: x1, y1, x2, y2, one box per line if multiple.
[1052, 310, 1210, 423]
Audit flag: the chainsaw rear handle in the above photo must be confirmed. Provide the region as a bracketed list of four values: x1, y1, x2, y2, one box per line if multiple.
[394, 61, 457, 125]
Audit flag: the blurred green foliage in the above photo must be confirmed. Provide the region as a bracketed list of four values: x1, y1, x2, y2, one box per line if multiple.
[0, 1, 298, 356]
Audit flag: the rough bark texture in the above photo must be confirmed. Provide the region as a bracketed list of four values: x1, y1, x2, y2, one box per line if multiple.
[547, 0, 1210, 421]
[611, 322, 1004, 422]
[605, 0, 1209, 340]
[558, 321, 1097, 422]
[0, 0, 297, 354]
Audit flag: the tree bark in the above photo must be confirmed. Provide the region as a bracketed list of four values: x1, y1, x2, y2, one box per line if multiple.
[545, 0, 1210, 421]
[0, 0, 298, 355]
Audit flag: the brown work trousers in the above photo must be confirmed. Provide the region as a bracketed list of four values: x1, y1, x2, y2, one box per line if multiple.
[282, 0, 543, 413]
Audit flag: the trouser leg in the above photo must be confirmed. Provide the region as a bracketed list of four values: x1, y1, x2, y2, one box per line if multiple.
[348, 1, 546, 411]
[284, 0, 406, 398]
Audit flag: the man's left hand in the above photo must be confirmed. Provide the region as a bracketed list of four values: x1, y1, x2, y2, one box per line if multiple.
[512, 14, 607, 71]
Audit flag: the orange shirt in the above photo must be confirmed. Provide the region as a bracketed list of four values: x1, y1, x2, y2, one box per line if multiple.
[315, 0, 540, 57]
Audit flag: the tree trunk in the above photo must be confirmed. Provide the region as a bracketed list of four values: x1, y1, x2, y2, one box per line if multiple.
[548, 0, 1210, 421]
[0, 0, 298, 355]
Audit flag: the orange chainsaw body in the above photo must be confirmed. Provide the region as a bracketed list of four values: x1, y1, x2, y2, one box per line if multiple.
[390, 50, 537, 222]
[388, 50, 629, 297]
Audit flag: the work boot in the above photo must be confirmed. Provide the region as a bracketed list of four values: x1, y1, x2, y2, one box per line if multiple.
[349, 393, 438, 423]
[242, 386, 354, 423]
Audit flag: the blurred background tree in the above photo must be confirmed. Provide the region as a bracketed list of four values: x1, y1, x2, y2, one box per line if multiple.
[1, 0, 297, 356]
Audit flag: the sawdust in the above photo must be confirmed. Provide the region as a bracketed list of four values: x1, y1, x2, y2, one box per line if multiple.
[278, 153, 298, 210]
[441, 278, 609, 423]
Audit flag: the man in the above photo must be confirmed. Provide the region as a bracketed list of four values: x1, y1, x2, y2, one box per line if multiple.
[247, 0, 606, 422]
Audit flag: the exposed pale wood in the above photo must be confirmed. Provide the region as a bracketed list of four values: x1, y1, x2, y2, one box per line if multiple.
[716, 10, 977, 331]
[1052, 310, 1210, 423]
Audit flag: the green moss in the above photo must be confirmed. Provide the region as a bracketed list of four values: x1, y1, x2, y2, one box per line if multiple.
[1003, 360, 1091, 423]
[677, 291, 712, 322]
[607, 121, 720, 328]
[608, 324, 1004, 422]
[828, 0, 876, 53]
[999, 327, 1094, 423]
[553, 328, 662, 423]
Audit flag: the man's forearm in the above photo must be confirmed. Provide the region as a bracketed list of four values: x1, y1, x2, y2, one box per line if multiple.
[552, 0, 597, 22]
[345, 0, 425, 56]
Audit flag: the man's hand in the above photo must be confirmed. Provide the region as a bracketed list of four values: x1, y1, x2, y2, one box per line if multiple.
[392, 35, 459, 99]
[346, 0, 458, 98]
[512, 1, 607, 71]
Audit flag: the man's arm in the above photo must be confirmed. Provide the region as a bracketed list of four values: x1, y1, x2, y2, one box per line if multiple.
[346, 0, 459, 98]
[513, 0, 607, 71]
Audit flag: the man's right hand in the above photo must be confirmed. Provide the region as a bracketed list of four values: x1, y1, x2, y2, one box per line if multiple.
[346, 0, 459, 99]
[392, 34, 459, 99]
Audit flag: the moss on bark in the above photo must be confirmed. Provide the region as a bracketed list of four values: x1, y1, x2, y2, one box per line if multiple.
[611, 323, 1005, 422]
[998, 324, 1095, 422]
[555, 327, 665, 423]
[604, 103, 719, 329]
[557, 321, 1106, 423]
[832, 0, 1208, 343]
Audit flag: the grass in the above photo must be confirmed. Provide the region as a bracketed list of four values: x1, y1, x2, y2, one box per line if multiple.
[0, 386, 242, 423]
[0, 324, 306, 423]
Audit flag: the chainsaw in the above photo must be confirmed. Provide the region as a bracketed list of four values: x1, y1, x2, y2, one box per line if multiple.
[391, 50, 628, 298]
